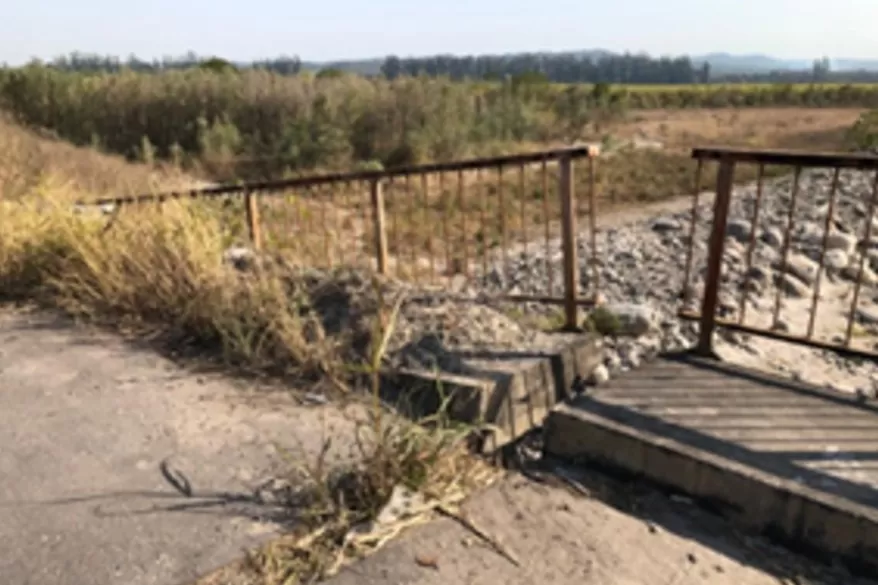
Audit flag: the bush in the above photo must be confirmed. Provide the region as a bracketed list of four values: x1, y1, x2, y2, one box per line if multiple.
[847, 110, 878, 152]
[0, 67, 621, 178]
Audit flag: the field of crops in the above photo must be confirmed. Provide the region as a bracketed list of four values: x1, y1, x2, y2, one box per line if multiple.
[552, 81, 878, 109]
[607, 82, 878, 92]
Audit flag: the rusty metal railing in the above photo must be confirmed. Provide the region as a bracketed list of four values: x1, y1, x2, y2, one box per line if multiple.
[681, 146, 878, 360]
[80, 145, 602, 330]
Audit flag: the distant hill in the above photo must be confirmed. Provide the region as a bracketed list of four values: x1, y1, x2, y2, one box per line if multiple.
[692, 52, 878, 74]
[302, 50, 878, 76]
[300, 58, 384, 75]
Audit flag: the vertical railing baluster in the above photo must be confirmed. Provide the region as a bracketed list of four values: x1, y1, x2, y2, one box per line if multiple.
[559, 155, 579, 331]
[696, 159, 735, 357]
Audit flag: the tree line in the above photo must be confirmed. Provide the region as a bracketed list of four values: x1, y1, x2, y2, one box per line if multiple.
[17, 52, 304, 76]
[380, 53, 708, 83]
[10, 50, 878, 85]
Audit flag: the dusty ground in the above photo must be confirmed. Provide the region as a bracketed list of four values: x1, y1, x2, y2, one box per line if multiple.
[604, 107, 865, 153]
[321, 466, 870, 585]
[4, 304, 868, 585]
[0, 310, 362, 585]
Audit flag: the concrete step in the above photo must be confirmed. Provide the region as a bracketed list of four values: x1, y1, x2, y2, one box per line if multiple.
[543, 352, 878, 579]
[378, 333, 603, 451]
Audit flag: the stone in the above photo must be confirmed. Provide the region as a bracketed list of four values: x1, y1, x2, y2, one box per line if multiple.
[651, 218, 682, 233]
[620, 345, 642, 369]
[776, 273, 810, 298]
[745, 265, 771, 284]
[725, 219, 752, 243]
[823, 249, 850, 272]
[855, 306, 878, 326]
[604, 351, 623, 372]
[717, 294, 739, 318]
[760, 227, 784, 248]
[588, 364, 610, 386]
[775, 253, 819, 285]
[825, 230, 857, 253]
[223, 245, 257, 272]
[842, 262, 878, 286]
[771, 319, 791, 333]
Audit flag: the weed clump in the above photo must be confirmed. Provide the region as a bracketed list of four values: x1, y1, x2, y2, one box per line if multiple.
[583, 305, 622, 336]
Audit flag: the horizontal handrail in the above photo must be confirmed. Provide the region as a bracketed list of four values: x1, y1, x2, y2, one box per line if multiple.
[692, 146, 878, 169]
[81, 144, 600, 207]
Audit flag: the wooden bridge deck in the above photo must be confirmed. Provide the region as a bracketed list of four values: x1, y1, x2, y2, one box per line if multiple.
[544, 353, 878, 577]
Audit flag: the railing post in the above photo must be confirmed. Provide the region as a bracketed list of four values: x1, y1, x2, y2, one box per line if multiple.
[559, 154, 579, 331]
[370, 179, 389, 275]
[696, 158, 735, 357]
[244, 190, 262, 251]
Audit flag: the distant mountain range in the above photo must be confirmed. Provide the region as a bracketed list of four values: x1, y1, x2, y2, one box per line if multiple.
[692, 52, 878, 74]
[300, 51, 878, 76]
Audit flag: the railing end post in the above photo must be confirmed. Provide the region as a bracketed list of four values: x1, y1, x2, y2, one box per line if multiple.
[695, 158, 736, 356]
[370, 179, 389, 276]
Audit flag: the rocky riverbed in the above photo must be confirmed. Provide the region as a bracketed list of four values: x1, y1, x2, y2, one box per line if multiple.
[477, 167, 878, 395]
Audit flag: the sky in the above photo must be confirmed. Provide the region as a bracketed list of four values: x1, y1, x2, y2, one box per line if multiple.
[3, 0, 878, 65]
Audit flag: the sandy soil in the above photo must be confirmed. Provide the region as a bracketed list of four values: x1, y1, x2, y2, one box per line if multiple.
[321, 469, 869, 585]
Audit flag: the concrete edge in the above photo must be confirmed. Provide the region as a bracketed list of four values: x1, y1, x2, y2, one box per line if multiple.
[376, 334, 603, 451]
[544, 402, 878, 578]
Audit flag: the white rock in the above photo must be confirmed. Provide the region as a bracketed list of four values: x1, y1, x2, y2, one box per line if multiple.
[223, 245, 257, 271]
[823, 249, 850, 272]
[588, 364, 610, 386]
[775, 253, 819, 285]
[842, 262, 878, 286]
[855, 306, 878, 326]
[776, 273, 810, 298]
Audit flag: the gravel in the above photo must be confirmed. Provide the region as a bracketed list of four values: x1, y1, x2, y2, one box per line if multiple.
[222, 167, 878, 397]
[474, 167, 878, 395]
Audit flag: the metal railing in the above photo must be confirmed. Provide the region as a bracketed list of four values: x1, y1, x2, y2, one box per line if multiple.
[681, 146, 878, 360]
[83, 145, 602, 330]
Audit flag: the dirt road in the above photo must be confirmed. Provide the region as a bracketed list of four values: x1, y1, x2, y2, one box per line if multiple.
[0, 311, 357, 585]
[324, 471, 871, 585]
[1, 310, 873, 585]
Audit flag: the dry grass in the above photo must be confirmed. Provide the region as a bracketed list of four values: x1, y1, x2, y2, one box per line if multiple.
[608, 107, 865, 152]
[0, 114, 198, 200]
[200, 410, 499, 585]
[0, 114, 500, 585]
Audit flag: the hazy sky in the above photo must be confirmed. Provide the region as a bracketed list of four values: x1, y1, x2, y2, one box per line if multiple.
[3, 0, 877, 64]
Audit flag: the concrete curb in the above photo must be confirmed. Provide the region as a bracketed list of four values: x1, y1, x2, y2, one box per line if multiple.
[378, 334, 603, 451]
[544, 397, 878, 578]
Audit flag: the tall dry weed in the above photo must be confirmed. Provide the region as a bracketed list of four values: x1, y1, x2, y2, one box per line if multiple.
[0, 179, 340, 379]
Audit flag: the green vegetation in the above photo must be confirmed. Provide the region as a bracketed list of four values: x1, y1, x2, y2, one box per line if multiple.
[848, 110, 878, 152]
[1, 64, 875, 181]
[583, 306, 622, 337]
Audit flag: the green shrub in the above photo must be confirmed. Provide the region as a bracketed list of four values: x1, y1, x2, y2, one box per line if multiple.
[847, 110, 878, 152]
